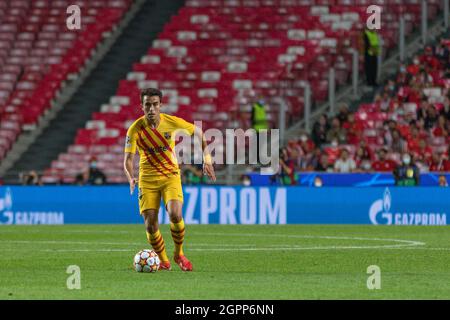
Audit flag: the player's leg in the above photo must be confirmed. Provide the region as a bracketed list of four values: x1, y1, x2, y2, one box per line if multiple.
[162, 176, 192, 271]
[140, 189, 171, 270]
[166, 200, 192, 271]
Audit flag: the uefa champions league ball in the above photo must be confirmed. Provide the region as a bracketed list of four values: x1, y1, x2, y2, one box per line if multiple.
[133, 249, 160, 273]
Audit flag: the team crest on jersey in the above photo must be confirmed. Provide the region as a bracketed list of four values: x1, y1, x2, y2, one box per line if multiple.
[164, 132, 171, 139]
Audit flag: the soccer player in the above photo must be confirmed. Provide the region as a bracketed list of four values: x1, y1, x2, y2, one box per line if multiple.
[123, 88, 216, 271]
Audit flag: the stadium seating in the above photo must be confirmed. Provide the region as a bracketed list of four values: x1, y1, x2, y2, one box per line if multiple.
[288, 39, 450, 174]
[41, 0, 443, 183]
[0, 0, 132, 162]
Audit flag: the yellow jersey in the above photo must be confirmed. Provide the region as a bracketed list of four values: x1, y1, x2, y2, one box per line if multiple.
[124, 113, 195, 186]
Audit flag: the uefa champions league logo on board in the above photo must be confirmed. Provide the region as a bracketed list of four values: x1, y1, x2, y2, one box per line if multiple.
[369, 188, 393, 225]
[0, 188, 13, 224]
[0, 188, 64, 225]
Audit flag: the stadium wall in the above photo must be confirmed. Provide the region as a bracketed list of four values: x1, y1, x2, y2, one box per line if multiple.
[0, 186, 448, 226]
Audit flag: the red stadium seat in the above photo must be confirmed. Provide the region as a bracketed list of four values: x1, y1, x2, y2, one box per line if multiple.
[0, 0, 132, 162]
[43, 0, 440, 182]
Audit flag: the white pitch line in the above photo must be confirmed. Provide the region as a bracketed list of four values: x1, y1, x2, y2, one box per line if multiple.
[2, 246, 448, 253]
[0, 233, 428, 252]
[189, 232, 426, 247]
[0, 240, 144, 246]
[0, 234, 424, 248]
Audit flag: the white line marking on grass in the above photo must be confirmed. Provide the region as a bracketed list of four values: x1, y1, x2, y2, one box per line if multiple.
[0, 240, 144, 246]
[0, 234, 426, 252]
[190, 232, 426, 248]
[2, 246, 450, 253]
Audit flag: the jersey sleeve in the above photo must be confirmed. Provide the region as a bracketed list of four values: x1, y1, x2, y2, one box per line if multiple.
[124, 125, 137, 153]
[174, 116, 195, 136]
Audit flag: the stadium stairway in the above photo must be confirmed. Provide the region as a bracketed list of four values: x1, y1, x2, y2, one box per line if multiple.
[2, 0, 186, 183]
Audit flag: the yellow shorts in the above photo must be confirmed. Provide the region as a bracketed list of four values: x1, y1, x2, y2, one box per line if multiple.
[138, 175, 183, 213]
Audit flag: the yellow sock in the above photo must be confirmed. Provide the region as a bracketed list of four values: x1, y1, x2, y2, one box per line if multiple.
[170, 219, 185, 257]
[146, 230, 169, 262]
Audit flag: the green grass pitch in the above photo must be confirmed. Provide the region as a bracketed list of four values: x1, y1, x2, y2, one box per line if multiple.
[1, 224, 450, 299]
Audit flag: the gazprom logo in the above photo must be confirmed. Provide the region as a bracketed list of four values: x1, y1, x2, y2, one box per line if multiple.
[369, 188, 392, 225]
[369, 188, 446, 225]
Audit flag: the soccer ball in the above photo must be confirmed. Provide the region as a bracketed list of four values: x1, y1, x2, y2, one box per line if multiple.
[133, 249, 160, 273]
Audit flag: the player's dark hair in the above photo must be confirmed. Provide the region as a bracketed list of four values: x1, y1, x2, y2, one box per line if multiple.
[140, 88, 162, 104]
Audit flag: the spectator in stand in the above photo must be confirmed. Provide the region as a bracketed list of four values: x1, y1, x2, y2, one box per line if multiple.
[420, 46, 441, 70]
[407, 55, 421, 76]
[279, 147, 297, 185]
[372, 148, 397, 172]
[417, 97, 430, 121]
[374, 92, 391, 113]
[298, 133, 315, 154]
[412, 153, 429, 173]
[354, 141, 372, 172]
[312, 114, 329, 146]
[286, 139, 302, 159]
[86, 158, 107, 185]
[324, 137, 341, 164]
[436, 40, 450, 62]
[396, 64, 411, 86]
[428, 153, 446, 172]
[75, 171, 88, 186]
[443, 150, 450, 172]
[446, 119, 450, 140]
[306, 147, 322, 171]
[336, 103, 350, 123]
[406, 125, 423, 151]
[393, 153, 420, 186]
[361, 26, 380, 87]
[326, 117, 347, 144]
[388, 129, 407, 154]
[416, 68, 434, 87]
[358, 140, 372, 160]
[441, 91, 450, 120]
[356, 153, 372, 172]
[391, 97, 405, 118]
[377, 79, 397, 98]
[412, 139, 433, 165]
[315, 153, 333, 172]
[424, 105, 439, 130]
[334, 148, 356, 173]
[432, 115, 448, 138]
[182, 164, 204, 185]
[402, 79, 422, 105]
[416, 117, 428, 134]
[343, 113, 364, 145]
[289, 134, 315, 171]
[20, 170, 43, 186]
[383, 120, 398, 146]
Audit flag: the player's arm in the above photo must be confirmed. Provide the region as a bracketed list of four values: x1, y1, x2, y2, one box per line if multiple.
[124, 152, 136, 195]
[194, 126, 216, 182]
[123, 128, 137, 194]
